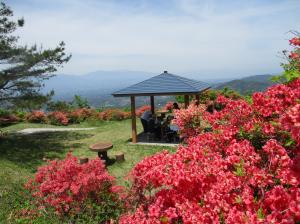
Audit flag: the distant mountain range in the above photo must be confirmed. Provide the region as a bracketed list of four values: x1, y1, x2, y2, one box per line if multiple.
[43, 71, 277, 107]
[43, 70, 155, 107]
[215, 74, 275, 95]
[43, 70, 154, 98]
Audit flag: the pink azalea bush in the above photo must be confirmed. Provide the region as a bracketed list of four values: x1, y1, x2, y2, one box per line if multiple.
[0, 114, 20, 125]
[120, 36, 300, 224]
[25, 154, 123, 222]
[24, 107, 132, 125]
[26, 111, 47, 123]
[136, 105, 151, 117]
[47, 111, 69, 125]
[68, 108, 96, 123]
[164, 101, 174, 112]
[121, 79, 300, 224]
[98, 109, 131, 121]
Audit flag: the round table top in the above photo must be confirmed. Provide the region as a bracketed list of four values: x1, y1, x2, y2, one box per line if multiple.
[89, 142, 113, 152]
[156, 110, 169, 114]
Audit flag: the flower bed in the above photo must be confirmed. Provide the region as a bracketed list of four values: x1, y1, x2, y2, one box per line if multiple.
[135, 105, 151, 117]
[47, 111, 69, 126]
[18, 107, 132, 126]
[120, 35, 300, 223]
[26, 111, 47, 123]
[121, 77, 300, 223]
[98, 109, 130, 121]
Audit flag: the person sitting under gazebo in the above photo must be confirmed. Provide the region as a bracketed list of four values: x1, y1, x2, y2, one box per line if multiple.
[173, 102, 180, 110]
[140, 110, 152, 133]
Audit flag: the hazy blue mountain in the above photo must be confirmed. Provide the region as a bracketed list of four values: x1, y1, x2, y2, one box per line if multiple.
[216, 74, 275, 95]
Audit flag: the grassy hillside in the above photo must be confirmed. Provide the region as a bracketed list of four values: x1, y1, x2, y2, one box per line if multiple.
[0, 120, 172, 222]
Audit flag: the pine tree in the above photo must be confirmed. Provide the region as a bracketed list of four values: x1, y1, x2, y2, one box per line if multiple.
[0, 2, 71, 107]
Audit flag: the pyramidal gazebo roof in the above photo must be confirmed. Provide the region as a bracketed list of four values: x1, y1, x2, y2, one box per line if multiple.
[112, 71, 211, 97]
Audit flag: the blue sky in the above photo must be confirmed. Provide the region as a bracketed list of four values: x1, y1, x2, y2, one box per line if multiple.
[8, 0, 300, 78]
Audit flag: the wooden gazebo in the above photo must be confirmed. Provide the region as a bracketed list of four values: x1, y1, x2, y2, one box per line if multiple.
[112, 71, 210, 143]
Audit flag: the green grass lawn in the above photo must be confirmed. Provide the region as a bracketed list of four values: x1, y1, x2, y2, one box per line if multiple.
[0, 120, 174, 223]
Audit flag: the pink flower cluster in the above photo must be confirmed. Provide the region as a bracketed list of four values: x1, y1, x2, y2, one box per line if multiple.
[48, 111, 69, 125]
[281, 104, 300, 146]
[290, 37, 300, 46]
[26, 111, 47, 123]
[25, 107, 133, 125]
[164, 101, 174, 111]
[136, 105, 151, 117]
[98, 109, 131, 121]
[25, 154, 116, 215]
[288, 36, 300, 67]
[172, 104, 207, 138]
[68, 108, 95, 123]
[253, 79, 300, 118]
[120, 77, 300, 223]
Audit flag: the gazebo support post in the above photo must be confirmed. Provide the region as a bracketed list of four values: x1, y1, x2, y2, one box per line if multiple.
[195, 94, 200, 106]
[150, 96, 155, 114]
[130, 96, 137, 143]
[184, 95, 189, 108]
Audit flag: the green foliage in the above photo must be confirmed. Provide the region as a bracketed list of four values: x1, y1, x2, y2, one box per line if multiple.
[62, 192, 124, 223]
[233, 160, 245, 177]
[122, 106, 131, 112]
[198, 88, 242, 105]
[238, 127, 268, 150]
[220, 87, 242, 99]
[257, 208, 265, 220]
[272, 31, 300, 84]
[272, 70, 300, 83]
[175, 95, 185, 103]
[0, 108, 9, 117]
[12, 91, 54, 112]
[47, 100, 72, 112]
[72, 95, 90, 108]
[0, 2, 70, 106]
[47, 95, 90, 112]
[13, 110, 26, 120]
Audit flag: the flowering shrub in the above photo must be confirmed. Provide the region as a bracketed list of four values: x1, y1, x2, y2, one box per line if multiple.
[26, 111, 47, 123]
[120, 36, 300, 223]
[253, 81, 300, 118]
[0, 110, 20, 125]
[172, 103, 207, 138]
[136, 105, 151, 117]
[47, 111, 69, 125]
[68, 108, 96, 123]
[281, 104, 300, 146]
[121, 78, 300, 223]
[25, 154, 123, 222]
[164, 101, 174, 112]
[273, 32, 300, 83]
[24, 107, 132, 125]
[98, 109, 131, 121]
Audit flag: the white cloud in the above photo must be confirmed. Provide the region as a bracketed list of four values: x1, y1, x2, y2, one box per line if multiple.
[10, 0, 300, 78]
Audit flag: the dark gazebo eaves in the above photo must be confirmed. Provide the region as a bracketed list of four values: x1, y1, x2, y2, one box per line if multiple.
[112, 90, 210, 97]
[112, 71, 211, 97]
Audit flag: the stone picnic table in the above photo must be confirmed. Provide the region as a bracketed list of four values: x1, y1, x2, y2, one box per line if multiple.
[89, 142, 114, 165]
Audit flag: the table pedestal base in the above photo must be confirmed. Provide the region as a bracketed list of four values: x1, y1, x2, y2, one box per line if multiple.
[98, 151, 108, 161]
[97, 151, 115, 166]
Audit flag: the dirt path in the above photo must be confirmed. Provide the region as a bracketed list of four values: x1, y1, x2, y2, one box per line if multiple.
[17, 127, 96, 135]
